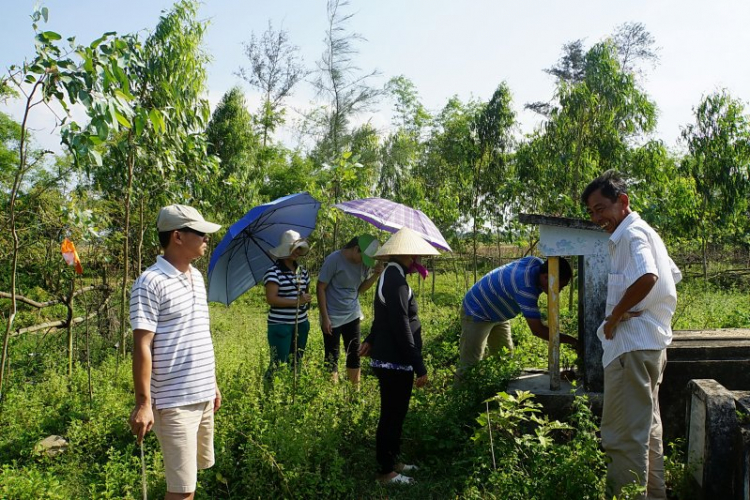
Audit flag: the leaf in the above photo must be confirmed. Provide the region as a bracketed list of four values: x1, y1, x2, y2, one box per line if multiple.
[90, 149, 102, 166]
[90, 33, 110, 49]
[95, 118, 109, 141]
[114, 89, 133, 103]
[41, 7, 49, 22]
[134, 114, 145, 136]
[148, 109, 166, 133]
[115, 111, 132, 129]
[42, 31, 62, 41]
[78, 90, 92, 108]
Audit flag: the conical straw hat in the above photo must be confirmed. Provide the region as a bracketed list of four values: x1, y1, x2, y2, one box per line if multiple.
[374, 227, 440, 258]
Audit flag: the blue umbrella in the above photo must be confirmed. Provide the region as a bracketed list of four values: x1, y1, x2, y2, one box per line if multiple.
[208, 192, 321, 305]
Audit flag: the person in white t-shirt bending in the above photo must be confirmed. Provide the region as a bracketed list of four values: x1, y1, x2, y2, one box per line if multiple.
[129, 205, 222, 500]
[582, 170, 682, 500]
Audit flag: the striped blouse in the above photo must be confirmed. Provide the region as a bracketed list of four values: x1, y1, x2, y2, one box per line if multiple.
[129, 256, 216, 409]
[263, 261, 310, 324]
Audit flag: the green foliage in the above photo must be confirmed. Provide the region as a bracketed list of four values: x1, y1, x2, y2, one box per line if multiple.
[0, 111, 22, 189]
[516, 41, 657, 219]
[469, 391, 605, 499]
[1, 270, 737, 498]
[663, 438, 699, 500]
[205, 86, 263, 224]
[681, 89, 750, 275]
[4, 7, 750, 499]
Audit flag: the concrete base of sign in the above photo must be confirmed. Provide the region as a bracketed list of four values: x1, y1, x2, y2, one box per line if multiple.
[506, 369, 603, 422]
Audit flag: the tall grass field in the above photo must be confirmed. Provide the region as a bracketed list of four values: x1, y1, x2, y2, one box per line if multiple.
[0, 268, 747, 499]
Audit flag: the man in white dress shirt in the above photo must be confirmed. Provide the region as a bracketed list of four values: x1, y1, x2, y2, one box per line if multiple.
[582, 170, 682, 500]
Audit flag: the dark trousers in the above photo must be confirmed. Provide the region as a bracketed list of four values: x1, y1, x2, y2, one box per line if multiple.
[373, 367, 414, 475]
[323, 318, 361, 372]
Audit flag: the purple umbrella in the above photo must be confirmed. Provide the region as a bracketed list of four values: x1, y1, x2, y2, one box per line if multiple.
[333, 197, 452, 251]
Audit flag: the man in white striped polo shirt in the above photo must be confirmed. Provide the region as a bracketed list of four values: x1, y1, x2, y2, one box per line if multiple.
[583, 170, 682, 500]
[129, 204, 222, 500]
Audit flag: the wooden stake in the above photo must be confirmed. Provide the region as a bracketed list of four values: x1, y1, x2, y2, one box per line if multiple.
[547, 256, 561, 391]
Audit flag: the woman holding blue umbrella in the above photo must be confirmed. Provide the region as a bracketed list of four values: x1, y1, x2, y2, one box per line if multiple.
[263, 229, 313, 378]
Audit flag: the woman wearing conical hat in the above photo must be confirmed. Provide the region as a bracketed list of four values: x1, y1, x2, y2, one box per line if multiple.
[358, 227, 439, 485]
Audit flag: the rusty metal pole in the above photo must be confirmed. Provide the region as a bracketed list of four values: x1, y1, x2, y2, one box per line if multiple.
[547, 256, 561, 390]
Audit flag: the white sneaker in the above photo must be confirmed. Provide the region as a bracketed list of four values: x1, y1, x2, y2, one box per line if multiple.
[378, 473, 415, 485]
[397, 463, 419, 473]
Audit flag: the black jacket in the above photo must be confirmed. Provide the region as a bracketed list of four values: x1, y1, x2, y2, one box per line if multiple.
[365, 262, 426, 377]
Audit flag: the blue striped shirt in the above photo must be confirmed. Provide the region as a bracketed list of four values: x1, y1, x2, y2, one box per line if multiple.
[463, 256, 543, 322]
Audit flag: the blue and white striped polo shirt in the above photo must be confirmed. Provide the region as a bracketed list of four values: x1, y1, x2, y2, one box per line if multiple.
[463, 256, 543, 322]
[130, 256, 216, 409]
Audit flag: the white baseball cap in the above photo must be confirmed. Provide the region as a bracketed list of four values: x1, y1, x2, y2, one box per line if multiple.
[156, 204, 221, 234]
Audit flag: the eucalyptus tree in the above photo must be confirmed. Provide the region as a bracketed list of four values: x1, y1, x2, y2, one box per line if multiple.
[681, 90, 750, 277]
[516, 42, 657, 218]
[1, 7, 137, 395]
[378, 76, 431, 201]
[205, 86, 262, 225]
[526, 22, 658, 116]
[314, 124, 380, 255]
[469, 83, 515, 280]
[258, 150, 317, 202]
[238, 21, 308, 149]
[627, 142, 696, 244]
[415, 96, 480, 247]
[83, 0, 214, 355]
[612, 22, 660, 77]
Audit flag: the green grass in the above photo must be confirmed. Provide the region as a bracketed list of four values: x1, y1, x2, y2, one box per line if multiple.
[0, 272, 746, 498]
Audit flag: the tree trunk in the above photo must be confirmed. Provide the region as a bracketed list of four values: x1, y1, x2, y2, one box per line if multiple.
[1, 80, 43, 401]
[119, 136, 136, 357]
[67, 277, 75, 378]
[137, 196, 144, 275]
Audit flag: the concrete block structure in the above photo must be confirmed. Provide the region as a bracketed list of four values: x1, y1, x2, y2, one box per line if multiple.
[686, 379, 750, 499]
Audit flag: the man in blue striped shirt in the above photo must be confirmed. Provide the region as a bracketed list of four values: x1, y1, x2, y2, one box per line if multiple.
[456, 256, 577, 381]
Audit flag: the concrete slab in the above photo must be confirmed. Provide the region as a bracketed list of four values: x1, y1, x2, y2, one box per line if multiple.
[663, 328, 750, 441]
[507, 370, 603, 421]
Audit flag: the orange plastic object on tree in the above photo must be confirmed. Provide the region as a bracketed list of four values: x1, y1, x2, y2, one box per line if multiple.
[61, 238, 83, 274]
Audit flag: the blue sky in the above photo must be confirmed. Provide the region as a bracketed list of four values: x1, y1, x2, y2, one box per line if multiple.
[2, 0, 749, 153]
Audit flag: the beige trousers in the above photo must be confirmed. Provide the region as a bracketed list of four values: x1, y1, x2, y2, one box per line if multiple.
[153, 400, 215, 494]
[602, 349, 667, 500]
[456, 314, 512, 381]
